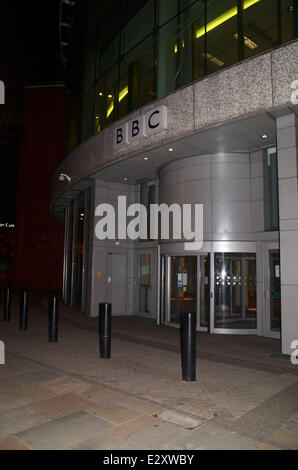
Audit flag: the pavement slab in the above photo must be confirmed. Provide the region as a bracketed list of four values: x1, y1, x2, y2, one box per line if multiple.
[16, 411, 114, 450]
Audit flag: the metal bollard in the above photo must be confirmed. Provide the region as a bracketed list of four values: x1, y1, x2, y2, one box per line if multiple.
[99, 303, 111, 359]
[19, 291, 28, 331]
[48, 296, 59, 342]
[180, 312, 197, 382]
[3, 287, 11, 321]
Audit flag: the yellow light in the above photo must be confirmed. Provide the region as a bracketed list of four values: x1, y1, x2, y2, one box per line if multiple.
[174, 44, 178, 53]
[195, 0, 260, 39]
[107, 103, 114, 118]
[233, 33, 258, 49]
[118, 86, 128, 102]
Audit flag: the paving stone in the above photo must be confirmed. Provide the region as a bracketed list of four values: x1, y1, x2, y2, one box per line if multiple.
[171, 422, 259, 450]
[78, 385, 163, 415]
[285, 420, 298, 434]
[0, 392, 32, 412]
[0, 436, 31, 450]
[10, 369, 64, 385]
[0, 406, 50, 438]
[30, 393, 95, 419]
[110, 415, 158, 440]
[123, 421, 188, 450]
[86, 404, 142, 424]
[268, 429, 298, 450]
[17, 411, 114, 450]
[8, 360, 44, 372]
[40, 376, 91, 395]
[71, 434, 127, 450]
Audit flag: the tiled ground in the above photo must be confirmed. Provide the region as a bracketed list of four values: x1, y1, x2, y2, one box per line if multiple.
[0, 292, 298, 450]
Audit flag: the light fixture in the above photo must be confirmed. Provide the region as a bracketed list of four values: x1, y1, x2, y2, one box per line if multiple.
[143, 157, 149, 161]
[124, 177, 128, 182]
[195, 0, 260, 39]
[98, 92, 103, 96]
[233, 33, 258, 49]
[262, 134, 268, 139]
[108, 94, 113, 98]
[58, 173, 71, 183]
[168, 148, 174, 152]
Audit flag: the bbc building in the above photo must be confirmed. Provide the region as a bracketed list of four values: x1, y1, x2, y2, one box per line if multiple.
[51, 0, 298, 355]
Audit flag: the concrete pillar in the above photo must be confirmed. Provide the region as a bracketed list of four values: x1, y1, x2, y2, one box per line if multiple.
[276, 113, 298, 355]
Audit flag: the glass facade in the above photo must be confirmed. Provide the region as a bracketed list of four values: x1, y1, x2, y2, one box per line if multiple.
[67, 0, 298, 152]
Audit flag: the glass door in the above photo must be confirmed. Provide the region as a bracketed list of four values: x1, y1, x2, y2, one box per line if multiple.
[269, 250, 281, 333]
[170, 256, 197, 324]
[214, 253, 257, 333]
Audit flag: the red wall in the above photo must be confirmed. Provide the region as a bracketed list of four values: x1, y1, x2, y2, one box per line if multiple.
[14, 85, 68, 291]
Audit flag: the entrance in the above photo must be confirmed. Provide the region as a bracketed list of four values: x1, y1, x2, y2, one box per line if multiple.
[162, 254, 210, 331]
[214, 253, 257, 333]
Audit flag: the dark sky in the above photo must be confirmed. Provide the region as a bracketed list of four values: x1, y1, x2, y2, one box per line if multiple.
[0, 0, 64, 223]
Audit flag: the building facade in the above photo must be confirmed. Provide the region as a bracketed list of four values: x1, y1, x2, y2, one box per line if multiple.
[51, 0, 298, 355]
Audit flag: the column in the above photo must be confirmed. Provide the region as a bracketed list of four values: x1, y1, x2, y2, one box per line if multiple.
[276, 113, 298, 355]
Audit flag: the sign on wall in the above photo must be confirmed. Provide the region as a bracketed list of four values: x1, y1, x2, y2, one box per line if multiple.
[113, 105, 168, 150]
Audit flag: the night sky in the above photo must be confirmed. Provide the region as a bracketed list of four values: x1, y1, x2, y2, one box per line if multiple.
[0, 0, 64, 223]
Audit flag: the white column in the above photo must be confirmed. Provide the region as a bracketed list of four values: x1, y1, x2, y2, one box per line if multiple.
[276, 113, 298, 355]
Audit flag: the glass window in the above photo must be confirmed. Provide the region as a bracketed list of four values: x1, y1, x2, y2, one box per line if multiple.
[120, 35, 155, 117]
[263, 147, 279, 232]
[281, 0, 298, 44]
[94, 64, 119, 132]
[215, 253, 257, 330]
[205, 0, 238, 74]
[80, 87, 95, 143]
[121, 0, 155, 55]
[242, 0, 279, 60]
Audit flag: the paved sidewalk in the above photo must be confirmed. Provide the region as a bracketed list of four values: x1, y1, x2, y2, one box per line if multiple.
[0, 292, 298, 450]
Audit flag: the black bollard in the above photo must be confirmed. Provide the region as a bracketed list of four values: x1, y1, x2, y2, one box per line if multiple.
[48, 296, 59, 342]
[3, 287, 11, 321]
[19, 291, 28, 331]
[99, 303, 111, 359]
[180, 312, 197, 382]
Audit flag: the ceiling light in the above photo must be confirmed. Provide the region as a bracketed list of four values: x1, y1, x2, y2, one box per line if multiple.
[143, 157, 149, 161]
[262, 134, 268, 139]
[169, 148, 174, 152]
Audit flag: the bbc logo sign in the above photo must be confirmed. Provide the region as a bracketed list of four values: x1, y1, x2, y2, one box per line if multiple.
[0, 81, 4, 104]
[113, 105, 168, 150]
